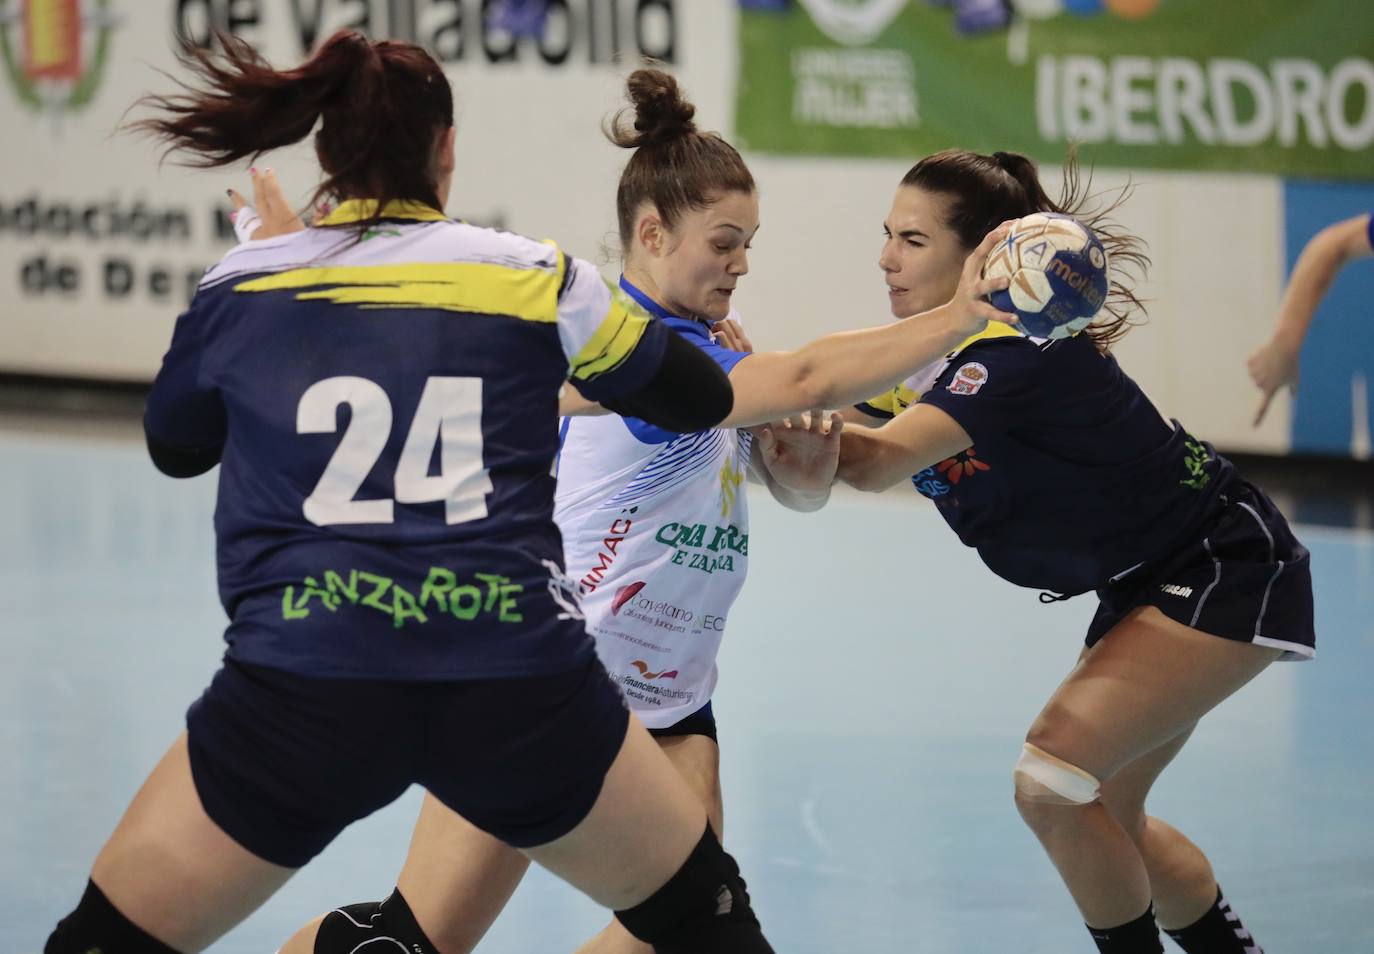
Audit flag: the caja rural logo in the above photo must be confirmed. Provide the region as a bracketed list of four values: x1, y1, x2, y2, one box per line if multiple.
[0, 0, 120, 114]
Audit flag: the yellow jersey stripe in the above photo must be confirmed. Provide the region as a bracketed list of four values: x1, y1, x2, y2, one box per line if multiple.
[233, 263, 561, 323]
[952, 320, 1021, 353]
[317, 199, 448, 226]
[569, 283, 652, 379]
[860, 320, 1024, 411]
[860, 391, 898, 416]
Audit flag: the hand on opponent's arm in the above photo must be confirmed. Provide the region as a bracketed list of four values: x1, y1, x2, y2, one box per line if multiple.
[749, 409, 843, 513]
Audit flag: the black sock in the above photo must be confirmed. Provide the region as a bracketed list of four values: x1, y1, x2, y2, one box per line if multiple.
[46, 879, 181, 954]
[1164, 887, 1264, 953]
[1086, 904, 1165, 953]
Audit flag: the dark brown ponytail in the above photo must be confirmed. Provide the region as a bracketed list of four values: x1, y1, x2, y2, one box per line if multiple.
[901, 148, 1149, 351]
[606, 68, 754, 252]
[130, 30, 454, 235]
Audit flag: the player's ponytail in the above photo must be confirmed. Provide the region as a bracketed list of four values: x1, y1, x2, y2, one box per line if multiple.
[606, 67, 754, 252]
[902, 148, 1149, 352]
[130, 30, 454, 237]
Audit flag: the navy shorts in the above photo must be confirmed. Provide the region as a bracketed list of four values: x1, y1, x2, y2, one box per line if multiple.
[185, 656, 629, 868]
[1086, 479, 1315, 660]
[648, 701, 718, 743]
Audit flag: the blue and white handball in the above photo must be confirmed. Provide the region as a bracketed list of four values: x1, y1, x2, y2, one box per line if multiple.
[981, 212, 1109, 340]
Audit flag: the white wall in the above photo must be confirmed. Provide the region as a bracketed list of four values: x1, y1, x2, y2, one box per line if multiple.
[0, 0, 1290, 450]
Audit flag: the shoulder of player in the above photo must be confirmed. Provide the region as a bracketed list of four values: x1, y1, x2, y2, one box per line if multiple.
[441, 220, 566, 271]
[197, 228, 326, 290]
[198, 221, 567, 292]
[950, 333, 1043, 368]
[368, 219, 567, 278]
[956, 330, 1096, 364]
[937, 332, 1091, 392]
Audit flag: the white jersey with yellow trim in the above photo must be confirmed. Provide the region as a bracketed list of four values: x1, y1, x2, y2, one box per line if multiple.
[555, 302, 752, 729]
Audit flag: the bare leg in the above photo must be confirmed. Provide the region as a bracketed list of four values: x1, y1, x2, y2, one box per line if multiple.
[1098, 727, 1222, 930]
[277, 794, 529, 954]
[1014, 607, 1279, 929]
[522, 716, 710, 910]
[86, 733, 295, 952]
[397, 797, 532, 952]
[574, 733, 723, 954]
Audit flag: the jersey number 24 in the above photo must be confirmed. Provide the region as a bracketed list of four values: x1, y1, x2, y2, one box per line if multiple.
[297, 375, 493, 527]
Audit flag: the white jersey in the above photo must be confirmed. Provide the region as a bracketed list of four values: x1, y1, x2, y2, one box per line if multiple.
[556, 290, 753, 728]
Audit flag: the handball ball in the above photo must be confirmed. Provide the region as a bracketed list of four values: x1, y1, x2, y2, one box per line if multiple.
[981, 212, 1109, 340]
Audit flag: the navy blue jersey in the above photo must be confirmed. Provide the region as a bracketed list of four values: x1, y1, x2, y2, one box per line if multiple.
[914, 332, 1233, 595]
[145, 201, 667, 679]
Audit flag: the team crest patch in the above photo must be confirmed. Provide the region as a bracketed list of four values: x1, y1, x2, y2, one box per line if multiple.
[947, 362, 989, 395]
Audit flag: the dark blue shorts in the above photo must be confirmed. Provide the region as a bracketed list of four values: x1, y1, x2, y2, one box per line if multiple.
[648, 701, 717, 743]
[1086, 479, 1315, 659]
[185, 656, 630, 868]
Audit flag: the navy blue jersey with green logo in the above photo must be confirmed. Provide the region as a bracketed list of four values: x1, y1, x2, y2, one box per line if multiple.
[915, 332, 1233, 595]
[144, 201, 667, 679]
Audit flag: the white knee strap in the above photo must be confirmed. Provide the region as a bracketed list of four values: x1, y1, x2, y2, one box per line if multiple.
[1013, 742, 1101, 804]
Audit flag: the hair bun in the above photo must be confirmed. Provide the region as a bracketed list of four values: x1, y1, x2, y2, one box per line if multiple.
[618, 68, 696, 147]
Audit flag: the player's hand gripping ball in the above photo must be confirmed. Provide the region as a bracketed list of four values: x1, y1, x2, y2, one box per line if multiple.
[981, 212, 1109, 340]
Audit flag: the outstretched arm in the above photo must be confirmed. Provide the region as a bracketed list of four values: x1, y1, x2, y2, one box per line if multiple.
[1248, 212, 1373, 426]
[719, 225, 1015, 429]
[836, 403, 973, 493]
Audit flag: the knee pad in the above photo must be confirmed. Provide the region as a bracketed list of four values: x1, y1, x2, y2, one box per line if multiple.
[315, 889, 436, 954]
[1013, 742, 1101, 805]
[46, 880, 180, 954]
[615, 825, 774, 954]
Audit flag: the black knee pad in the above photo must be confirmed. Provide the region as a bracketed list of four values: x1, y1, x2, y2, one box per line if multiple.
[315, 889, 437, 954]
[615, 825, 774, 954]
[46, 880, 181, 954]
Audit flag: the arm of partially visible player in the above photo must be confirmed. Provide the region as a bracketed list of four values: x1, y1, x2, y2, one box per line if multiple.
[1248, 212, 1374, 426]
[144, 305, 227, 478]
[715, 225, 1014, 429]
[836, 403, 973, 493]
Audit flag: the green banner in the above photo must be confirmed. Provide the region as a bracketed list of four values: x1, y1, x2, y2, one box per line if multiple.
[736, 0, 1374, 178]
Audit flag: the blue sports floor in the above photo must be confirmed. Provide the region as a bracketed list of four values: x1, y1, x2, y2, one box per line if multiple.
[4, 423, 1372, 952]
